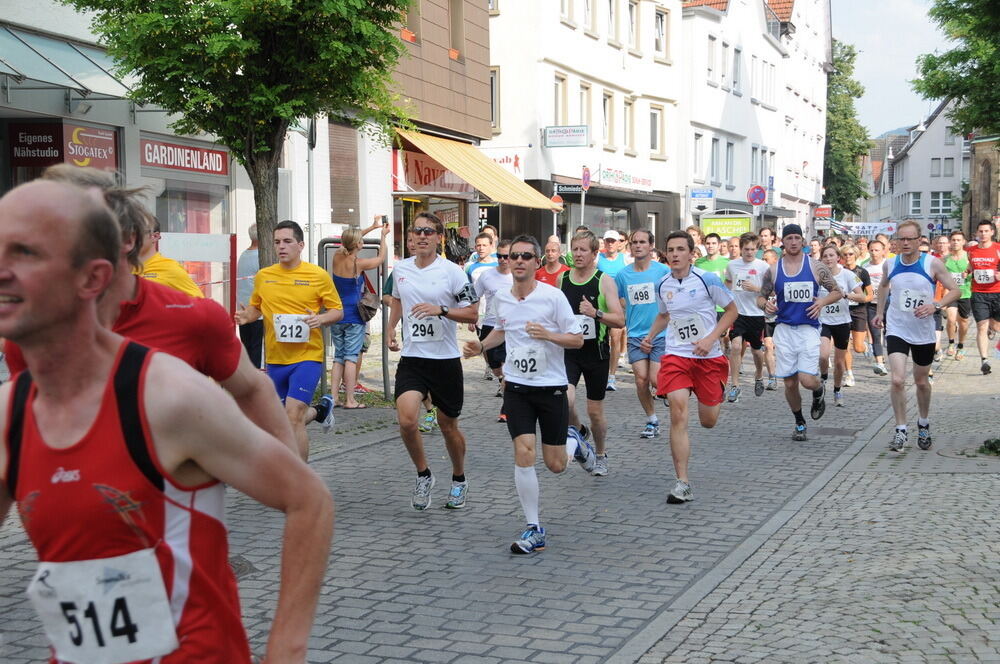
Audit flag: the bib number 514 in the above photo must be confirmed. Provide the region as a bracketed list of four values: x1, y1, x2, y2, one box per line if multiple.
[61, 598, 138, 648]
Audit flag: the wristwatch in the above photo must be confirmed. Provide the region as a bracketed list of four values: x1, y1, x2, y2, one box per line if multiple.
[595, 309, 604, 320]
[440, 305, 450, 317]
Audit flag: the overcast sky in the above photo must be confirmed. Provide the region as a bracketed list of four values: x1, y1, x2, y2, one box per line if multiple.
[831, 0, 950, 138]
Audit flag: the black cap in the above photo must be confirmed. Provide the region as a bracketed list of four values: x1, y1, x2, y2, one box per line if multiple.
[782, 223, 803, 238]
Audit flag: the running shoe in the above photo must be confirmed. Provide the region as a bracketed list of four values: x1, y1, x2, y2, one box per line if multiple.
[873, 363, 888, 376]
[917, 424, 932, 451]
[982, 359, 992, 375]
[592, 454, 609, 477]
[843, 371, 855, 388]
[418, 408, 438, 433]
[578, 424, 591, 441]
[934, 350, 942, 363]
[928, 372, 935, 384]
[495, 377, 504, 397]
[792, 424, 807, 441]
[754, 378, 765, 397]
[412, 473, 435, 510]
[945, 344, 956, 358]
[569, 427, 596, 472]
[810, 384, 826, 420]
[483, 368, 494, 381]
[606, 376, 617, 392]
[666, 479, 693, 504]
[313, 395, 335, 434]
[834, 391, 844, 407]
[640, 422, 660, 439]
[956, 348, 966, 361]
[863, 343, 873, 359]
[766, 377, 777, 391]
[510, 524, 546, 554]
[497, 413, 508, 423]
[444, 480, 469, 509]
[990, 328, 997, 341]
[727, 385, 741, 403]
[890, 428, 907, 452]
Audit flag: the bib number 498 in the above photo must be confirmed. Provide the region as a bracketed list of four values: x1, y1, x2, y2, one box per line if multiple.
[61, 598, 138, 647]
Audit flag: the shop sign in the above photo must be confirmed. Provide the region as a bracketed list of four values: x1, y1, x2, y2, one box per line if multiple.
[140, 138, 229, 176]
[9, 122, 119, 171]
[700, 215, 752, 238]
[556, 184, 583, 194]
[397, 149, 474, 193]
[813, 205, 833, 218]
[9, 123, 63, 167]
[543, 125, 588, 148]
[479, 147, 525, 180]
[594, 164, 653, 193]
[64, 124, 117, 170]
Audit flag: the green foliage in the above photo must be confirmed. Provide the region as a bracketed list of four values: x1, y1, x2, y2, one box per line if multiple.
[979, 438, 1000, 456]
[823, 41, 871, 218]
[914, 0, 1000, 135]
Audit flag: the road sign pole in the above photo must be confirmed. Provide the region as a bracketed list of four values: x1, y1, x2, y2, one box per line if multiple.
[578, 189, 586, 244]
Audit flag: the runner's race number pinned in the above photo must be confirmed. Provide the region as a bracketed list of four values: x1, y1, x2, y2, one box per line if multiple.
[274, 314, 309, 343]
[408, 313, 443, 342]
[507, 346, 547, 376]
[783, 281, 813, 303]
[670, 315, 706, 344]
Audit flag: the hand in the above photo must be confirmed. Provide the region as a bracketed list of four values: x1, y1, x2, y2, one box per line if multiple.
[914, 303, 936, 319]
[410, 303, 440, 319]
[872, 315, 884, 330]
[639, 336, 653, 353]
[763, 299, 777, 315]
[578, 295, 597, 318]
[742, 282, 759, 293]
[381, 222, 391, 238]
[462, 340, 483, 359]
[387, 335, 400, 352]
[303, 308, 323, 328]
[467, 323, 477, 332]
[525, 320, 552, 342]
[234, 304, 250, 326]
[806, 299, 823, 319]
[692, 336, 714, 357]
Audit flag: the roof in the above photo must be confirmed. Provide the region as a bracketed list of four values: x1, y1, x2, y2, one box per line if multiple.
[682, 0, 730, 11]
[871, 160, 883, 184]
[767, 0, 794, 21]
[891, 98, 952, 162]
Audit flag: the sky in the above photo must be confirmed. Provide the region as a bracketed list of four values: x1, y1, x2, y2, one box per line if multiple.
[831, 0, 950, 138]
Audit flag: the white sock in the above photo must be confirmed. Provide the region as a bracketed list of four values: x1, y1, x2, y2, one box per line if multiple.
[565, 435, 579, 461]
[648, 415, 659, 425]
[897, 424, 907, 432]
[917, 417, 929, 427]
[514, 465, 540, 526]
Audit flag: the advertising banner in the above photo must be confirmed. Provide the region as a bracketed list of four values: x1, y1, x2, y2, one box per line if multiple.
[395, 149, 474, 193]
[9, 122, 119, 172]
[141, 138, 229, 176]
[594, 164, 653, 192]
[700, 215, 752, 238]
[834, 222, 897, 237]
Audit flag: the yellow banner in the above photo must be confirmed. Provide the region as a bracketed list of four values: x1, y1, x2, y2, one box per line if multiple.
[700, 216, 752, 238]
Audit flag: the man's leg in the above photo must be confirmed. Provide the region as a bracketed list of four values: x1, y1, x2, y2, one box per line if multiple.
[632, 359, 656, 417]
[513, 433, 541, 526]
[437, 413, 467, 478]
[285, 398, 312, 461]
[586, 399, 607, 456]
[667, 389, 692, 482]
[784, 376, 803, 413]
[397, 390, 430, 471]
[913, 361, 932, 420]
[566, 383, 581, 429]
[697, 401, 723, 429]
[887, 352, 909, 427]
[728, 335, 744, 388]
[976, 319, 991, 360]
[819, 336, 832, 379]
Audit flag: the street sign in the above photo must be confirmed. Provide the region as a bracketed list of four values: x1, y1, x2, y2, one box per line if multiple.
[544, 125, 589, 148]
[556, 183, 583, 194]
[690, 188, 714, 199]
[747, 185, 767, 206]
[582, 166, 591, 192]
[550, 194, 563, 206]
[927, 223, 935, 231]
[814, 205, 832, 218]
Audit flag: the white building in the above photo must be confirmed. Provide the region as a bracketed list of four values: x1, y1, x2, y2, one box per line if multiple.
[680, 0, 830, 234]
[484, 0, 685, 241]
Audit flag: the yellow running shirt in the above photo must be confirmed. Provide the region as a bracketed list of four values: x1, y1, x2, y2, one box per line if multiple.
[250, 261, 342, 365]
[138, 252, 204, 298]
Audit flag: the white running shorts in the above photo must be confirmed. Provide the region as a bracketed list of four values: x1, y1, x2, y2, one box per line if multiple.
[773, 323, 820, 378]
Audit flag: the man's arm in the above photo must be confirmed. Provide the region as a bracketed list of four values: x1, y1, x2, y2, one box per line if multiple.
[387, 297, 402, 351]
[219, 351, 297, 453]
[144, 355, 333, 663]
[235, 303, 262, 325]
[755, 265, 776, 311]
[931, 258, 961, 310]
[807, 261, 843, 318]
[597, 274, 625, 328]
[874, 262, 891, 324]
[641, 312, 671, 350]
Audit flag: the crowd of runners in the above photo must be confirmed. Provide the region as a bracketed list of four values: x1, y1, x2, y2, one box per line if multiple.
[0, 166, 998, 661]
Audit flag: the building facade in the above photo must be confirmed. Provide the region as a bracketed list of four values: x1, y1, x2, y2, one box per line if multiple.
[968, 135, 999, 229]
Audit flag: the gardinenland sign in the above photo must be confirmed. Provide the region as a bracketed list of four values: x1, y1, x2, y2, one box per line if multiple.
[140, 138, 229, 176]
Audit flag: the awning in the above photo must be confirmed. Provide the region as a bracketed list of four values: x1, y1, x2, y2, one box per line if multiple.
[397, 128, 561, 211]
[0, 24, 131, 97]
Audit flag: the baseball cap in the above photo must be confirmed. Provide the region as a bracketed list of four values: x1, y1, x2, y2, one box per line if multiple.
[603, 229, 619, 240]
[782, 223, 803, 238]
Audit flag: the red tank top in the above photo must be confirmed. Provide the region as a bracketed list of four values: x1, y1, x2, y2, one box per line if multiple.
[967, 244, 1000, 293]
[5, 342, 250, 663]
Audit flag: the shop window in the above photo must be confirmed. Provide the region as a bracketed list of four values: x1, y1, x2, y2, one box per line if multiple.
[154, 179, 229, 299]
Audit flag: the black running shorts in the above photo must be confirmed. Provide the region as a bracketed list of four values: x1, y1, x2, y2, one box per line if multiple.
[886, 335, 936, 367]
[564, 349, 610, 401]
[503, 381, 569, 446]
[820, 322, 851, 351]
[729, 314, 765, 350]
[394, 356, 464, 418]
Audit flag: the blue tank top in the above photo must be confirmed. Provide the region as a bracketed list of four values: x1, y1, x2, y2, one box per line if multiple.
[333, 273, 364, 325]
[775, 256, 819, 328]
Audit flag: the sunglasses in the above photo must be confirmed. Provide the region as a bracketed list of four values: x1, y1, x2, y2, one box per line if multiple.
[509, 251, 536, 261]
[411, 227, 438, 236]
[496, 254, 510, 260]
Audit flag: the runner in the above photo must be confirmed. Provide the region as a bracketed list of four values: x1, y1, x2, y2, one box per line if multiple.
[873, 221, 959, 451]
[236, 220, 344, 460]
[598, 230, 628, 392]
[695, 233, 731, 353]
[464, 232, 498, 284]
[136, 216, 204, 298]
[0, 179, 333, 663]
[817, 245, 865, 407]
[864, 239, 890, 375]
[756, 224, 844, 441]
[474, 239, 514, 411]
[756, 227, 782, 259]
[615, 230, 670, 438]
[463, 235, 593, 554]
[761, 248, 780, 389]
[967, 220, 1000, 374]
[387, 212, 480, 510]
[943, 230, 972, 359]
[560, 230, 625, 476]
[237, 224, 264, 368]
[535, 238, 570, 287]
[726, 236, 741, 260]
[641, 231, 737, 503]
[724, 232, 769, 401]
[840, 242, 873, 387]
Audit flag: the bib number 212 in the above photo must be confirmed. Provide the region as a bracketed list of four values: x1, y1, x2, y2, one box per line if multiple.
[61, 598, 138, 647]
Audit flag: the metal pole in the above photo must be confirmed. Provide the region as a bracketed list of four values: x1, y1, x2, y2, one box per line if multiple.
[307, 119, 316, 264]
[381, 250, 391, 399]
[578, 189, 587, 242]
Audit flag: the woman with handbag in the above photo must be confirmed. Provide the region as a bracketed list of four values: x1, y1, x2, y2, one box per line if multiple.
[330, 218, 389, 408]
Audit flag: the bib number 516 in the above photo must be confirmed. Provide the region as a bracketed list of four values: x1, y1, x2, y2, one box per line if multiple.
[61, 598, 138, 647]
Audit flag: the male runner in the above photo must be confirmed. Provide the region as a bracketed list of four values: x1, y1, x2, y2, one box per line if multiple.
[465, 232, 498, 283]
[464, 235, 593, 554]
[873, 220, 959, 450]
[598, 229, 628, 391]
[756, 227, 782, 259]
[761, 248, 780, 389]
[724, 232, 769, 401]
[943, 230, 972, 359]
[642, 231, 737, 503]
[237, 220, 344, 460]
[756, 224, 843, 441]
[5, 166, 296, 455]
[136, 216, 204, 298]
[967, 220, 1000, 374]
[535, 238, 570, 286]
[237, 224, 264, 367]
[615, 229, 670, 438]
[840, 242, 873, 387]
[474, 239, 514, 408]
[695, 233, 731, 352]
[864, 239, 890, 375]
[0, 180, 333, 663]
[726, 236, 741, 260]
[388, 212, 479, 510]
[560, 230, 625, 476]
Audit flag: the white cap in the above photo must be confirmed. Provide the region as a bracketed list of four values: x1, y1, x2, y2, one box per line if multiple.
[603, 229, 620, 240]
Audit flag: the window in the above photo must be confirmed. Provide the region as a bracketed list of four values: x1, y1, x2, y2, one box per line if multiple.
[725, 141, 734, 185]
[930, 158, 941, 177]
[583, 0, 594, 30]
[554, 75, 567, 125]
[489, 68, 500, 130]
[628, 0, 638, 49]
[721, 42, 730, 88]
[768, 63, 776, 103]
[710, 137, 720, 182]
[944, 158, 954, 177]
[760, 149, 768, 186]
[649, 106, 663, 154]
[944, 126, 956, 146]
[910, 192, 922, 216]
[403, 2, 421, 42]
[769, 150, 775, 183]
[448, 0, 464, 55]
[751, 146, 759, 183]
[608, 0, 618, 42]
[751, 55, 758, 97]
[488, 0, 498, 12]
[930, 191, 952, 215]
[732, 48, 742, 91]
[624, 99, 634, 150]
[579, 83, 592, 130]
[694, 133, 704, 175]
[602, 91, 614, 145]
[654, 10, 668, 58]
[561, 0, 572, 19]
[707, 35, 716, 81]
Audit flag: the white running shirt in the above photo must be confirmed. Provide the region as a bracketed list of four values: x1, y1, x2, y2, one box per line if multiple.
[725, 258, 769, 316]
[474, 267, 513, 328]
[885, 254, 938, 345]
[655, 266, 734, 360]
[818, 267, 860, 326]
[494, 282, 581, 386]
[393, 256, 476, 359]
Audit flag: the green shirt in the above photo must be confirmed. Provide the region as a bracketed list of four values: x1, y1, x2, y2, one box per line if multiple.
[695, 255, 731, 312]
[944, 253, 972, 300]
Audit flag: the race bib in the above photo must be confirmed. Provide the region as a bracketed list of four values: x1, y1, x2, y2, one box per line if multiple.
[273, 314, 309, 343]
[823, 301, 843, 317]
[407, 314, 443, 343]
[670, 315, 706, 344]
[27, 548, 178, 664]
[627, 282, 654, 305]
[897, 288, 928, 312]
[507, 345, 547, 377]
[733, 271, 751, 291]
[974, 269, 995, 285]
[783, 281, 813, 303]
[951, 272, 965, 287]
[576, 314, 596, 340]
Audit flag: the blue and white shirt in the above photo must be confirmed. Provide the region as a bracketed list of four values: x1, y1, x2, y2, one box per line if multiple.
[615, 261, 670, 339]
[655, 266, 734, 359]
[885, 254, 937, 345]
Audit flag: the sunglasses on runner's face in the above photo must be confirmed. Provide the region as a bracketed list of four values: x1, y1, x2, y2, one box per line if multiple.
[509, 252, 536, 261]
[496, 254, 510, 260]
[411, 226, 438, 236]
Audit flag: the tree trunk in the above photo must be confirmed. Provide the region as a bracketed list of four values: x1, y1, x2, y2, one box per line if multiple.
[244, 151, 282, 268]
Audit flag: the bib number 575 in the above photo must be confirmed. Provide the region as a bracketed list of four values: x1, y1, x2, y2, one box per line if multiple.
[61, 598, 139, 647]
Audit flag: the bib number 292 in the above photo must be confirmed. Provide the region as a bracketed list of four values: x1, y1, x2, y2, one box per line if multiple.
[61, 598, 138, 647]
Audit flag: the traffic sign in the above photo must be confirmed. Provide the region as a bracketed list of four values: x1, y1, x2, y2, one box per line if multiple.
[927, 223, 935, 231]
[555, 184, 583, 194]
[747, 185, 767, 206]
[582, 166, 591, 192]
[551, 194, 563, 206]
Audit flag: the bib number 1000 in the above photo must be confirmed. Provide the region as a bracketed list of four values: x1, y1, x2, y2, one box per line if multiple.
[61, 598, 138, 648]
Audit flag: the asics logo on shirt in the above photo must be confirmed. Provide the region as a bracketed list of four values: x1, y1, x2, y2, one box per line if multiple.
[50, 467, 81, 483]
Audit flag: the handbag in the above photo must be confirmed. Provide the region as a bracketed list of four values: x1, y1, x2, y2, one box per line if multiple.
[355, 256, 379, 322]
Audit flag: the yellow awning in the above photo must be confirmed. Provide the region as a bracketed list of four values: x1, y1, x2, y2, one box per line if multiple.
[397, 128, 561, 211]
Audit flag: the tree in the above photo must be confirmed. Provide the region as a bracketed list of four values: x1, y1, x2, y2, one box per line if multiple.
[65, 0, 411, 265]
[914, 0, 1000, 135]
[823, 40, 870, 218]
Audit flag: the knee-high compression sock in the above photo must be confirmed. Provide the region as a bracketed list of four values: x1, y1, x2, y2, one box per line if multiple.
[514, 465, 540, 526]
